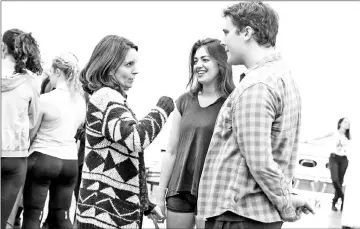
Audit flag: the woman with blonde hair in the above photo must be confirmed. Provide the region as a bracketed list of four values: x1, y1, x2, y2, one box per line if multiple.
[22, 52, 86, 229]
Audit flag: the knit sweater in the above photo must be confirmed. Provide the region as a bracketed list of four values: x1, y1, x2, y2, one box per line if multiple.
[77, 87, 170, 229]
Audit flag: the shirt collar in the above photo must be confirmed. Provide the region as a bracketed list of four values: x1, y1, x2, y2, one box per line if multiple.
[239, 73, 246, 83]
[243, 52, 282, 77]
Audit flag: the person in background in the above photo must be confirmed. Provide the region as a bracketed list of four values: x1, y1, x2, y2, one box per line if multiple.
[73, 92, 90, 202]
[76, 35, 174, 229]
[155, 38, 235, 229]
[197, 2, 314, 229]
[1, 28, 42, 229]
[40, 71, 55, 94]
[13, 71, 55, 229]
[22, 52, 86, 229]
[304, 117, 351, 211]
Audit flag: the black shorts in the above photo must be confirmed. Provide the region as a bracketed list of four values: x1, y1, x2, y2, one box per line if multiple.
[166, 192, 197, 214]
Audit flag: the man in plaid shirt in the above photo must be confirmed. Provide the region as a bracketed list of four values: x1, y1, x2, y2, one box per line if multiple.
[197, 2, 314, 228]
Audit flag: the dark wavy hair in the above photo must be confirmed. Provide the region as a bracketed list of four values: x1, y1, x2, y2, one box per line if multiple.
[187, 38, 235, 97]
[80, 35, 138, 96]
[223, 1, 279, 48]
[338, 118, 351, 140]
[2, 28, 43, 75]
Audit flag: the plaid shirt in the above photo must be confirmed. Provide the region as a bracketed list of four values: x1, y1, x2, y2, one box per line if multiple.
[197, 53, 302, 223]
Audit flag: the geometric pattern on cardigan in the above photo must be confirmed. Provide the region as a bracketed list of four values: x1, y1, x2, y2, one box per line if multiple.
[77, 87, 168, 229]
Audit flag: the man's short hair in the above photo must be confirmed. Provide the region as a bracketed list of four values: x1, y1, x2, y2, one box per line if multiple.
[223, 1, 279, 47]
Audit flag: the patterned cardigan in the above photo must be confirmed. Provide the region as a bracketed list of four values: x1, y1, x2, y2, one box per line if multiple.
[77, 87, 170, 229]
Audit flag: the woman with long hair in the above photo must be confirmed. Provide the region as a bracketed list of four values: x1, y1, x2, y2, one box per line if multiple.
[305, 117, 351, 211]
[76, 35, 174, 229]
[155, 38, 235, 229]
[1, 28, 42, 229]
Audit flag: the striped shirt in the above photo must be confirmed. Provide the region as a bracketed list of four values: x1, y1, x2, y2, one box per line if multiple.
[197, 52, 302, 223]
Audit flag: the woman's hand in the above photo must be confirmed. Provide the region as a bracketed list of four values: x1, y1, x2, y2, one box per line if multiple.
[154, 186, 167, 220]
[147, 205, 165, 227]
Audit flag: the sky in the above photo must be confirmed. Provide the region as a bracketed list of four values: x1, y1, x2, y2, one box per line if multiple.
[2, 1, 360, 155]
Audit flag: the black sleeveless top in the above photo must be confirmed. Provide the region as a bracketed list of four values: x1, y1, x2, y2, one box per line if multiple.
[167, 92, 226, 198]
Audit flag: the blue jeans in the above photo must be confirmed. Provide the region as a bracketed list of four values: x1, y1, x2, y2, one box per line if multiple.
[1, 157, 27, 229]
[329, 153, 348, 204]
[22, 151, 78, 229]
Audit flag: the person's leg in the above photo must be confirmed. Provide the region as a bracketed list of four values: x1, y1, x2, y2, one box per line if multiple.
[22, 152, 61, 229]
[47, 159, 78, 229]
[7, 185, 24, 228]
[339, 156, 349, 211]
[329, 154, 341, 210]
[14, 205, 24, 227]
[1, 157, 27, 229]
[74, 164, 83, 203]
[339, 156, 349, 189]
[166, 193, 196, 229]
[72, 164, 83, 226]
[195, 217, 205, 229]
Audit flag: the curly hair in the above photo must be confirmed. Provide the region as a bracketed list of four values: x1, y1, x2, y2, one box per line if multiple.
[52, 52, 83, 95]
[223, 1, 279, 48]
[80, 35, 138, 96]
[2, 28, 43, 75]
[187, 38, 235, 97]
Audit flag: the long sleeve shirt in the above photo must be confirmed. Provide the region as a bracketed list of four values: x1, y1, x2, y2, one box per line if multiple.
[197, 53, 302, 223]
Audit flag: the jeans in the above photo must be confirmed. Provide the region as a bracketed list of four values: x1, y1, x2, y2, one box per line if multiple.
[1, 157, 27, 229]
[329, 153, 348, 204]
[22, 151, 78, 229]
[205, 212, 283, 229]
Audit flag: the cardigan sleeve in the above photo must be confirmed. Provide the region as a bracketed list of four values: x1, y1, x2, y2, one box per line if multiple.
[101, 102, 169, 153]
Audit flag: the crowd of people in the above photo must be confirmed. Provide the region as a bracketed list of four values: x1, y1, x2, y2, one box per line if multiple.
[4, 1, 354, 229]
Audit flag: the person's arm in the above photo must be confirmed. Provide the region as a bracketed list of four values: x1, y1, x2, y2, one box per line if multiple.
[29, 109, 43, 145]
[74, 123, 86, 142]
[155, 107, 182, 215]
[233, 83, 296, 221]
[101, 96, 174, 153]
[28, 82, 40, 129]
[28, 86, 42, 144]
[304, 132, 334, 143]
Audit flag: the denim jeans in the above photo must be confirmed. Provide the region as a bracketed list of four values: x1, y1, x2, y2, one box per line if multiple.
[329, 153, 348, 204]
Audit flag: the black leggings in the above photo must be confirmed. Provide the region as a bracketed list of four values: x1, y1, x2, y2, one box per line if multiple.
[329, 153, 348, 203]
[1, 157, 27, 229]
[22, 151, 78, 229]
